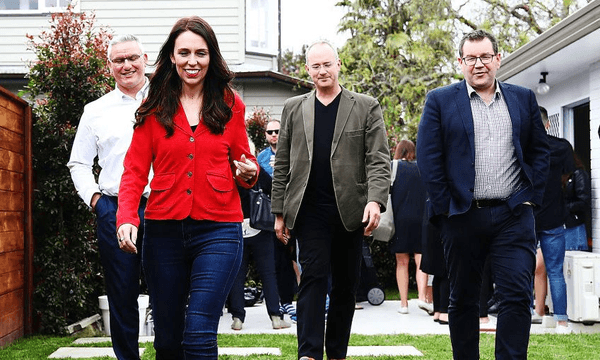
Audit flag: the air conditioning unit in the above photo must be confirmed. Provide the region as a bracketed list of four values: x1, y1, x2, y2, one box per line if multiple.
[564, 251, 600, 323]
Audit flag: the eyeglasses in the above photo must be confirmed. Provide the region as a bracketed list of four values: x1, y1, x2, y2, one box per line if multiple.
[266, 129, 279, 135]
[109, 54, 143, 65]
[462, 54, 495, 66]
[309, 62, 334, 71]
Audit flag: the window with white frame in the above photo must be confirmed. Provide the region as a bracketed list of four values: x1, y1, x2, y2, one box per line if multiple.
[246, 0, 278, 55]
[0, 0, 72, 12]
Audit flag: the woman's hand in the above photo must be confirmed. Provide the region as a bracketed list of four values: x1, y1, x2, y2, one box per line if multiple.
[233, 154, 257, 182]
[116, 223, 139, 254]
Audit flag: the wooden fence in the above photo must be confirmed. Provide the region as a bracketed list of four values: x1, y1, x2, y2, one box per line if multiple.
[0, 86, 33, 347]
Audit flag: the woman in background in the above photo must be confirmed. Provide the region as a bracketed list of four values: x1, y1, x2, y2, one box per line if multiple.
[389, 140, 432, 314]
[116, 16, 257, 359]
[564, 152, 591, 251]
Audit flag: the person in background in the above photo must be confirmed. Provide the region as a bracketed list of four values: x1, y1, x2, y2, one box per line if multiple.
[116, 16, 257, 359]
[417, 30, 550, 358]
[272, 40, 390, 360]
[388, 139, 432, 315]
[563, 151, 590, 251]
[227, 138, 291, 331]
[257, 119, 299, 320]
[420, 218, 450, 325]
[257, 119, 280, 176]
[67, 34, 149, 360]
[531, 106, 575, 334]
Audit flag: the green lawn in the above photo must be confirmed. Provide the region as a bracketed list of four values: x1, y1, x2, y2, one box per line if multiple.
[2, 333, 600, 359]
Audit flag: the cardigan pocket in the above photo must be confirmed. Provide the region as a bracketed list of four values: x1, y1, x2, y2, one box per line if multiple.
[206, 172, 234, 206]
[148, 173, 176, 210]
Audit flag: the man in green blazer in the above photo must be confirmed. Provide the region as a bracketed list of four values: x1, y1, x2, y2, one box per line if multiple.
[271, 40, 390, 360]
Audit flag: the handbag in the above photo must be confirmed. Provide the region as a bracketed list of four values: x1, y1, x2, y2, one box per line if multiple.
[248, 187, 275, 231]
[372, 159, 398, 242]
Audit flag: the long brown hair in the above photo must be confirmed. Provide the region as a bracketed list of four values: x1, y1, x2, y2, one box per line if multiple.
[136, 16, 234, 136]
[394, 139, 416, 161]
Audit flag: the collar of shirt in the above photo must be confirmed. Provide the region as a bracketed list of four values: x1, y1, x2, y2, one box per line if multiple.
[466, 79, 502, 102]
[114, 77, 150, 101]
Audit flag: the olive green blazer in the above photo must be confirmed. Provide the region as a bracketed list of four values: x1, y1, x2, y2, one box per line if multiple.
[271, 87, 391, 232]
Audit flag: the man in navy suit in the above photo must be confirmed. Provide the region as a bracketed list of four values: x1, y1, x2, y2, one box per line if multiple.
[417, 30, 550, 359]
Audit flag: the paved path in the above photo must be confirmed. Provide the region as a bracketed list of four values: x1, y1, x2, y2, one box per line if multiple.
[218, 298, 600, 335]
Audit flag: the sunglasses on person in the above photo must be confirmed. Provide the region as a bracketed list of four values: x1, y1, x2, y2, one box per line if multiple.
[266, 129, 279, 135]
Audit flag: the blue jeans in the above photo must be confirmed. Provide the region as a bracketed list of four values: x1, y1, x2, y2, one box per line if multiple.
[143, 219, 243, 360]
[564, 223, 588, 251]
[441, 203, 536, 360]
[96, 195, 146, 360]
[538, 225, 568, 321]
[228, 230, 281, 322]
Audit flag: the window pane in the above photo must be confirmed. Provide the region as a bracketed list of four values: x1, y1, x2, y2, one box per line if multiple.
[246, 0, 278, 55]
[0, 0, 38, 9]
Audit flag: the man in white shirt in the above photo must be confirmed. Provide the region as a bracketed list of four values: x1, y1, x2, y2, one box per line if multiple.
[67, 34, 149, 360]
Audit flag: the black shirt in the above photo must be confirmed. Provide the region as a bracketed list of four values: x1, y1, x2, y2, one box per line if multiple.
[534, 135, 575, 231]
[303, 92, 342, 206]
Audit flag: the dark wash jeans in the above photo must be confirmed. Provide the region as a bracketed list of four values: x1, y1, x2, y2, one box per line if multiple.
[441, 203, 536, 360]
[228, 230, 282, 322]
[96, 195, 146, 360]
[143, 219, 243, 360]
[294, 202, 363, 360]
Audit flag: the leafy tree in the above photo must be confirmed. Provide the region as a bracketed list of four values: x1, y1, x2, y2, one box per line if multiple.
[452, 0, 589, 53]
[280, 46, 310, 82]
[280, 0, 588, 145]
[337, 0, 457, 143]
[22, 6, 113, 334]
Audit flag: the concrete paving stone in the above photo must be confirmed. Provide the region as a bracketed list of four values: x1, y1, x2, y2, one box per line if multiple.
[219, 347, 281, 355]
[48, 347, 144, 358]
[347, 345, 423, 356]
[73, 336, 154, 344]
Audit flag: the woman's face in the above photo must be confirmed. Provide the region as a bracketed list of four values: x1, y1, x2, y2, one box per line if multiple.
[170, 30, 210, 91]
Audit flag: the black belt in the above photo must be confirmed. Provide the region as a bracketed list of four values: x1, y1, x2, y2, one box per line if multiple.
[472, 199, 505, 208]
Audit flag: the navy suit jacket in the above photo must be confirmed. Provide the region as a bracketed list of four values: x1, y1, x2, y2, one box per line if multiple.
[416, 80, 550, 221]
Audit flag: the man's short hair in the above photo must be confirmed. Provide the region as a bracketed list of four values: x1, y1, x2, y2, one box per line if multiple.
[305, 39, 339, 65]
[265, 118, 280, 130]
[107, 34, 144, 59]
[458, 30, 499, 58]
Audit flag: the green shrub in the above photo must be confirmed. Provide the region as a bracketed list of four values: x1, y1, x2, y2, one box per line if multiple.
[21, 6, 114, 334]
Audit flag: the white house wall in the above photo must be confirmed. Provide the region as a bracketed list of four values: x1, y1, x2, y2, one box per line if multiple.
[534, 69, 590, 139]
[0, 0, 245, 73]
[234, 81, 310, 120]
[590, 61, 600, 253]
[534, 62, 600, 253]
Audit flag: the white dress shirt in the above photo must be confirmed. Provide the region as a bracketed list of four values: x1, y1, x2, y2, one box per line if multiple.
[67, 79, 151, 207]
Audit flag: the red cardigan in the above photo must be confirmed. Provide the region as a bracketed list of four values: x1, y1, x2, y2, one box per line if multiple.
[117, 93, 257, 228]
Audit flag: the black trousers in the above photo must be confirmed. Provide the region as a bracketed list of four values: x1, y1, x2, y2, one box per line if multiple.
[274, 236, 298, 304]
[433, 275, 450, 314]
[294, 202, 363, 360]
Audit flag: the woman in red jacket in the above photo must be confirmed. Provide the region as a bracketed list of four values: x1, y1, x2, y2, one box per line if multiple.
[116, 16, 257, 359]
